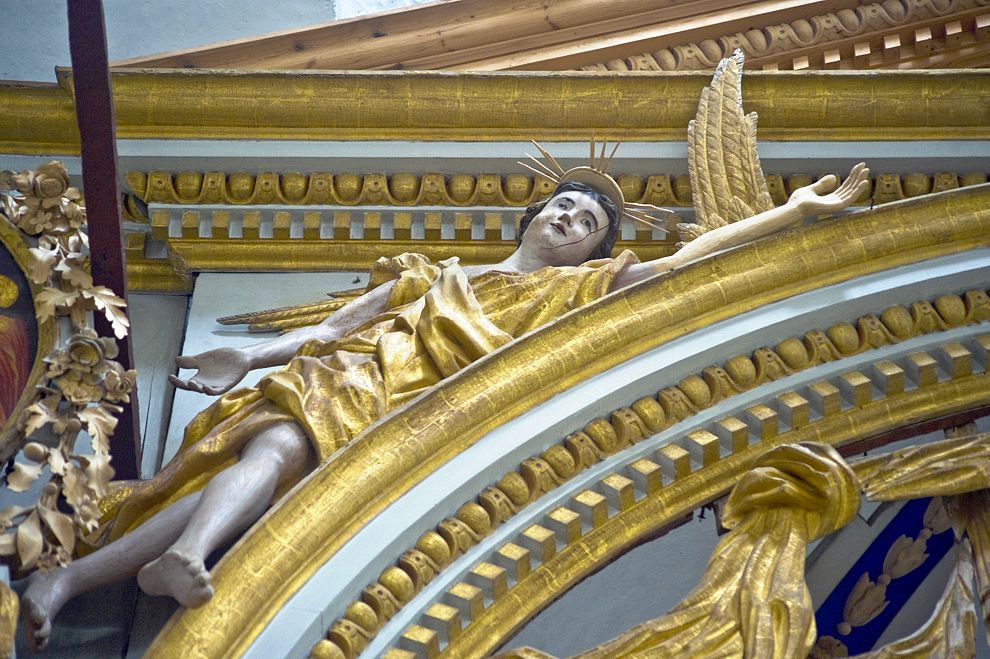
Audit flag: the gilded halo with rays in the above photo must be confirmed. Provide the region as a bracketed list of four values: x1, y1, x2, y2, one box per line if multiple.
[518, 138, 675, 234]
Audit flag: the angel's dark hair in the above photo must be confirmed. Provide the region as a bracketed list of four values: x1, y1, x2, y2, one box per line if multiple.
[516, 181, 620, 261]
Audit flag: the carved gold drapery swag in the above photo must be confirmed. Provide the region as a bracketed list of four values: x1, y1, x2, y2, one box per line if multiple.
[576, 443, 858, 658]
[505, 432, 990, 658]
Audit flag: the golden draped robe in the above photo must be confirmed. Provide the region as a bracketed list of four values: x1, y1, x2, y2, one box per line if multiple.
[94, 251, 639, 544]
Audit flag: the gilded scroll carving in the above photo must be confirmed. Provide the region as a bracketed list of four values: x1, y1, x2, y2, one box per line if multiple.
[581, 0, 990, 72]
[0, 581, 14, 659]
[952, 490, 990, 647]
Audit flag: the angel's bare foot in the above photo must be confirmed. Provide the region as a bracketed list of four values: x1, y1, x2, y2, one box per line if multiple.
[21, 569, 68, 652]
[137, 550, 213, 609]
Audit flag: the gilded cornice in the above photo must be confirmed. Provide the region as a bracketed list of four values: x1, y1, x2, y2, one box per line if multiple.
[127, 170, 989, 209]
[146, 185, 990, 657]
[123, 233, 192, 294]
[583, 0, 990, 72]
[2, 70, 989, 156]
[312, 290, 990, 658]
[120, 170, 988, 289]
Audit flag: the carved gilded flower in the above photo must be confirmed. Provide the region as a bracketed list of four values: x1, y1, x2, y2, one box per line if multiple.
[47, 330, 116, 382]
[24, 161, 76, 206]
[53, 371, 104, 406]
[14, 207, 53, 236]
[103, 363, 136, 404]
[62, 201, 86, 229]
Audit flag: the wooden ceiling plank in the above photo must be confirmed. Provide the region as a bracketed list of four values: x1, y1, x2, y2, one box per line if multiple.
[542, 4, 990, 73]
[111, 0, 683, 69]
[406, 1, 864, 71]
[410, 0, 862, 71]
[111, 0, 851, 71]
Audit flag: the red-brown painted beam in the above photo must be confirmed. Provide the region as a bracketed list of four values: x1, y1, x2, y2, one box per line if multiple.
[67, 0, 141, 480]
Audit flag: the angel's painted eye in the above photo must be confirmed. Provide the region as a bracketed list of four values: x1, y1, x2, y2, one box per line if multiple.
[582, 218, 593, 230]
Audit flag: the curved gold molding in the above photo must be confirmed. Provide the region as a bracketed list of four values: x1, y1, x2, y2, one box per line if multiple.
[128, 169, 989, 208]
[2, 70, 990, 155]
[146, 184, 990, 657]
[0, 218, 56, 463]
[313, 289, 989, 657]
[449, 376, 990, 657]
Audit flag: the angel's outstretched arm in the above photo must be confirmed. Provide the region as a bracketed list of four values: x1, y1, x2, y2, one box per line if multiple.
[169, 280, 395, 395]
[611, 163, 870, 291]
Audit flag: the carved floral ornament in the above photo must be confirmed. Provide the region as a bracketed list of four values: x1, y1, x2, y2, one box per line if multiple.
[0, 162, 134, 633]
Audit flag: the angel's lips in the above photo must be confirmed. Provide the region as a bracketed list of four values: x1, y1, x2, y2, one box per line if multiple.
[551, 222, 566, 236]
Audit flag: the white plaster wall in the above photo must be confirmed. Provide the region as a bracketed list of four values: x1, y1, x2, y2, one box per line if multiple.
[1, 0, 443, 83]
[507, 515, 720, 655]
[1, 0, 336, 82]
[334, 0, 436, 19]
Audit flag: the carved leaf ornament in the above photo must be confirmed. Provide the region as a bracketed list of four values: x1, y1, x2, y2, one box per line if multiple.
[0, 161, 135, 575]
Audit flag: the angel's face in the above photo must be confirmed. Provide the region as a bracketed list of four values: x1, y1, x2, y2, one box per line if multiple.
[522, 191, 610, 265]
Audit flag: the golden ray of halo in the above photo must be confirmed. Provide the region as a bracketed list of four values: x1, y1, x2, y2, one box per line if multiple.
[522, 155, 562, 180]
[517, 161, 559, 182]
[530, 141, 566, 176]
[601, 142, 621, 173]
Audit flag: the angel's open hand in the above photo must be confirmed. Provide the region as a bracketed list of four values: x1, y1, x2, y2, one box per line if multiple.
[169, 347, 251, 395]
[789, 162, 870, 217]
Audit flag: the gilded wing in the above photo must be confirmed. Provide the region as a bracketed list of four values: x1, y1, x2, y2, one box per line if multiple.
[682, 50, 774, 244]
[216, 288, 364, 333]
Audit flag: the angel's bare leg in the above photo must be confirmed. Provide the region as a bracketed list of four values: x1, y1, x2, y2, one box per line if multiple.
[138, 421, 315, 608]
[21, 491, 201, 651]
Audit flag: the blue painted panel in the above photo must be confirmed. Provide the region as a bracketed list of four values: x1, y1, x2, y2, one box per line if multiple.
[814, 497, 954, 654]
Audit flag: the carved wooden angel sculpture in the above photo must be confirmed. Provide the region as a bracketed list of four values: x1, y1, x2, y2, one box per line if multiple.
[20, 52, 869, 651]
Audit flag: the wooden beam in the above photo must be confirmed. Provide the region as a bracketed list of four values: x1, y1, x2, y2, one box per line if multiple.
[67, 0, 142, 480]
[111, 0, 858, 71]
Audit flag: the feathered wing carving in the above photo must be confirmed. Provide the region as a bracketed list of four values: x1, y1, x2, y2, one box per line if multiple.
[216, 288, 364, 332]
[682, 49, 774, 244]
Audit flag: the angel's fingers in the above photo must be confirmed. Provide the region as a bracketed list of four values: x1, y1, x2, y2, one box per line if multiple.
[847, 164, 870, 190]
[809, 174, 839, 193]
[169, 374, 194, 390]
[837, 168, 868, 197]
[170, 374, 208, 394]
[175, 355, 197, 369]
[854, 179, 871, 200]
[835, 176, 859, 198]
